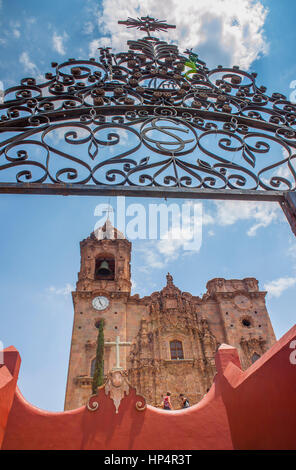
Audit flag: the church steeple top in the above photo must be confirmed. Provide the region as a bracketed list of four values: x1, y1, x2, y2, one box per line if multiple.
[77, 220, 131, 294]
[93, 219, 125, 241]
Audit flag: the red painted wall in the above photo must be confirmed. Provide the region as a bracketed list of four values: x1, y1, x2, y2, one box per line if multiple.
[218, 326, 296, 450]
[0, 347, 20, 448]
[1, 382, 233, 450]
[1, 325, 296, 450]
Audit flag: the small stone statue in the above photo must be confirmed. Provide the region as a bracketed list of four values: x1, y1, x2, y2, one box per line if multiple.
[166, 272, 173, 286]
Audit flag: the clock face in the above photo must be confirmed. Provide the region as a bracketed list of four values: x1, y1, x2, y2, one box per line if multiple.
[234, 295, 251, 310]
[92, 296, 109, 311]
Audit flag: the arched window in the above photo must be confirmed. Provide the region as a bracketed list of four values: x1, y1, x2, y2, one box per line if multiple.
[94, 256, 115, 280]
[90, 358, 96, 377]
[170, 340, 184, 360]
[251, 353, 260, 364]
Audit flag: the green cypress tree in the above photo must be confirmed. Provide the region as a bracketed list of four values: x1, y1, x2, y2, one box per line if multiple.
[92, 319, 105, 395]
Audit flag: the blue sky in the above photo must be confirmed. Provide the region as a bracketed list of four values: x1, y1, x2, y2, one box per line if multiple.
[0, 0, 296, 411]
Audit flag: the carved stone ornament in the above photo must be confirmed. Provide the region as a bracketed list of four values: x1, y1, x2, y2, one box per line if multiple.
[86, 369, 147, 413]
[105, 370, 130, 413]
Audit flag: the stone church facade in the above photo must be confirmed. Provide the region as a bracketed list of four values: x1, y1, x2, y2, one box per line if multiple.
[64, 221, 276, 410]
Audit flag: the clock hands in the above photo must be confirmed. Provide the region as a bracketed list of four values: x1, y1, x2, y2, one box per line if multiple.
[92, 296, 109, 310]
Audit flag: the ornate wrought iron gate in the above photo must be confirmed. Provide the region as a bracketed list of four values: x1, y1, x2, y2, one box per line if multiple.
[1, 16, 296, 233]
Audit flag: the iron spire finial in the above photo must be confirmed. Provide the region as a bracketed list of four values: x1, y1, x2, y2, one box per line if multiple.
[118, 16, 176, 37]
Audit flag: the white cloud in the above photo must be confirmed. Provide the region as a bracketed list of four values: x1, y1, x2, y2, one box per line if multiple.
[26, 17, 36, 25]
[203, 212, 215, 226]
[157, 222, 200, 258]
[207, 200, 281, 236]
[89, 37, 111, 57]
[264, 277, 296, 298]
[13, 29, 20, 39]
[157, 237, 188, 260]
[288, 243, 296, 260]
[137, 231, 199, 273]
[45, 125, 90, 144]
[89, 39, 100, 57]
[46, 283, 74, 296]
[83, 21, 95, 35]
[138, 245, 166, 270]
[9, 21, 21, 39]
[93, 0, 268, 69]
[136, 203, 202, 270]
[19, 52, 42, 80]
[134, 199, 281, 272]
[52, 31, 68, 55]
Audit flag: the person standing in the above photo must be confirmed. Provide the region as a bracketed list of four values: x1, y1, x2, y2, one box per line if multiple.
[162, 392, 173, 410]
[179, 393, 190, 408]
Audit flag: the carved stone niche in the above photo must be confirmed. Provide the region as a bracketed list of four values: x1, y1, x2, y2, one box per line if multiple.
[163, 297, 178, 309]
[243, 278, 259, 291]
[206, 278, 226, 294]
[86, 369, 147, 414]
[240, 336, 266, 361]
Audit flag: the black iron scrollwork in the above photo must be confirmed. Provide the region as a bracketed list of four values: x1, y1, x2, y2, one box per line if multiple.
[0, 16, 296, 193]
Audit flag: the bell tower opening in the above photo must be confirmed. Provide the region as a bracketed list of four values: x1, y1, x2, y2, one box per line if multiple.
[94, 257, 115, 280]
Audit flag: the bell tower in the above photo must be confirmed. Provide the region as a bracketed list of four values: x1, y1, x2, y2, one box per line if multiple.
[64, 220, 132, 410]
[76, 219, 131, 295]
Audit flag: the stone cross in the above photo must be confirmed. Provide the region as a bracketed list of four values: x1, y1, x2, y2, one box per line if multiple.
[105, 336, 132, 370]
[102, 203, 114, 221]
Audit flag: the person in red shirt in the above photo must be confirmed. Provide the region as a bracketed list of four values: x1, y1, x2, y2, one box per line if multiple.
[162, 392, 173, 410]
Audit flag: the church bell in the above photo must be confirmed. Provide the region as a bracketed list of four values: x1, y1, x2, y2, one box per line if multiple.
[97, 260, 112, 276]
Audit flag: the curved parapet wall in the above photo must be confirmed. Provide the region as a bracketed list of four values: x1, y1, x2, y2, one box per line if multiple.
[0, 346, 21, 448]
[1, 375, 233, 450]
[1, 324, 296, 450]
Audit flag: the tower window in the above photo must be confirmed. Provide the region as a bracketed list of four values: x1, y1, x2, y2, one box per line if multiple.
[242, 318, 251, 327]
[94, 257, 115, 280]
[170, 340, 184, 360]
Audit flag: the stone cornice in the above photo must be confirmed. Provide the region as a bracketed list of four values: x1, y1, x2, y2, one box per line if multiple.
[211, 290, 266, 301]
[74, 376, 93, 387]
[73, 290, 130, 301]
